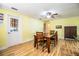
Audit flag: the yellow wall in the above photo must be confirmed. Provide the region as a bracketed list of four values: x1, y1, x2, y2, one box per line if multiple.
[22, 16, 43, 42]
[49, 17, 79, 39]
[0, 9, 43, 48]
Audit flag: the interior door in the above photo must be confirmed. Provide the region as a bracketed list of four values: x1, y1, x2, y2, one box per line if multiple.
[64, 26, 77, 39]
[7, 15, 22, 47]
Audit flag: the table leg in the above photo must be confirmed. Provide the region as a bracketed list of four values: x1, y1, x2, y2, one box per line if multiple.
[47, 37, 50, 53]
[34, 35, 36, 47]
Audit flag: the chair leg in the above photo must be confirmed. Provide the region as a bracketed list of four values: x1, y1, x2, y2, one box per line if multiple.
[42, 41, 44, 52]
[34, 40, 36, 47]
[36, 42, 38, 49]
[42, 46, 44, 52]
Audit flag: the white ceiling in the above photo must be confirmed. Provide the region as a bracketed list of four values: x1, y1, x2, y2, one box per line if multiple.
[0, 3, 79, 19]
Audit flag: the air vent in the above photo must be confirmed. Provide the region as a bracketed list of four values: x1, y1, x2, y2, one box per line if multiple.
[11, 7, 18, 11]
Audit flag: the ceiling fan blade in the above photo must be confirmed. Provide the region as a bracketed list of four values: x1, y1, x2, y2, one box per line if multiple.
[47, 12, 52, 15]
[53, 13, 58, 15]
[51, 15, 55, 18]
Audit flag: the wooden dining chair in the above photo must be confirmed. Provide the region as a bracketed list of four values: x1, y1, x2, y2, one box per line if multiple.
[50, 31, 58, 46]
[50, 30, 55, 46]
[55, 31, 58, 46]
[34, 32, 48, 53]
[36, 32, 45, 49]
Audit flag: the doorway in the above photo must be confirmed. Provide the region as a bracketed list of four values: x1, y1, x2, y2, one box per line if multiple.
[64, 26, 77, 39]
[7, 15, 22, 47]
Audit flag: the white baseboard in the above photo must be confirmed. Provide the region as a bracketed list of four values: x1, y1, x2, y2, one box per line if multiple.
[23, 38, 33, 43]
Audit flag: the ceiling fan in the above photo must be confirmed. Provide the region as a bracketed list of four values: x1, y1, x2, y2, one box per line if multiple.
[40, 11, 58, 20]
[46, 11, 58, 18]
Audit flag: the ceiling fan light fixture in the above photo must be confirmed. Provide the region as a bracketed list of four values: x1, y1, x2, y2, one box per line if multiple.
[47, 15, 51, 18]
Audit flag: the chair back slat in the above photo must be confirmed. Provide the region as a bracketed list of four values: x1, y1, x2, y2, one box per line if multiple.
[36, 32, 44, 40]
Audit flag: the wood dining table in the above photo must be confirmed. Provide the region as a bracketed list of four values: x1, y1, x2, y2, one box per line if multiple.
[34, 32, 58, 53]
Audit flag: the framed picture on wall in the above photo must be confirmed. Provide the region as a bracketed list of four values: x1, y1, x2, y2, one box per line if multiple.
[0, 13, 3, 20]
[56, 25, 62, 29]
[0, 13, 4, 24]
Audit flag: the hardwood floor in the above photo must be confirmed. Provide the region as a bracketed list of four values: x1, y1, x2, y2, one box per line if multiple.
[0, 39, 79, 56]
